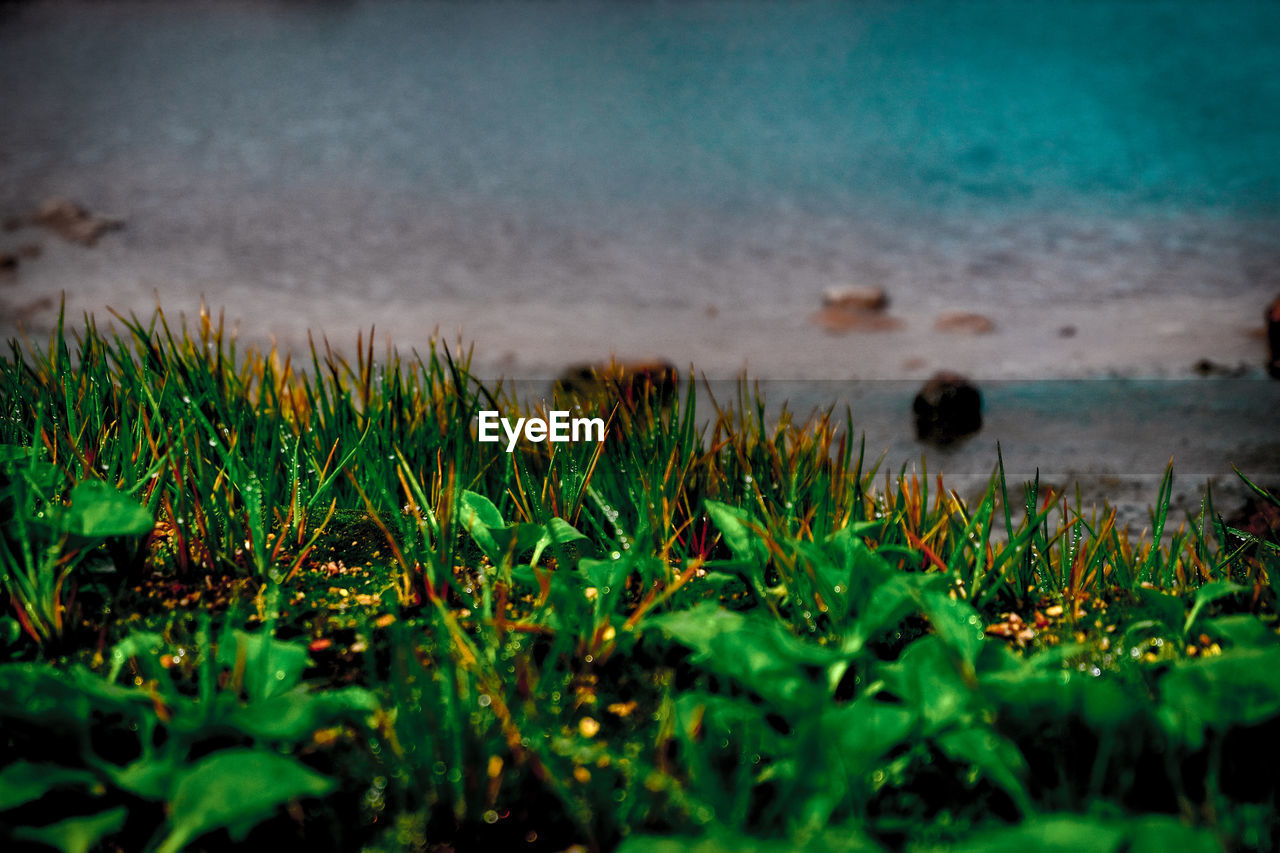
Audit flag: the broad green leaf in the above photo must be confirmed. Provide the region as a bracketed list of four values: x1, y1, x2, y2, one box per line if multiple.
[1184, 580, 1245, 636]
[12, 807, 126, 853]
[842, 572, 944, 657]
[55, 480, 154, 538]
[1131, 588, 1184, 636]
[530, 516, 592, 567]
[826, 695, 916, 772]
[157, 749, 334, 853]
[1203, 614, 1276, 649]
[921, 590, 985, 669]
[0, 761, 99, 810]
[705, 500, 769, 570]
[879, 636, 972, 732]
[0, 663, 151, 731]
[648, 603, 844, 708]
[1125, 816, 1224, 853]
[934, 814, 1221, 853]
[980, 660, 1141, 735]
[935, 726, 1030, 813]
[215, 630, 310, 701]
[107, 631, 167, 685]
[228, 685, 380, 741]
[935, 815, 1127, 853]
[458, 490, 505, 562]
[99, 750, 177, 801]
[544, 516, 589, 545]
[1157, 646, 1280, 749]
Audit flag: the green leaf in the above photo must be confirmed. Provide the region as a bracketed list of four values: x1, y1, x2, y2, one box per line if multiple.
[648, 603, 844, 708]
[458, 490, 505, 563]
[12, 807, 126, 853]
[1202, 614, 1276, 650]
[842, 572, 944, 657]
[229, 686, 379, 741]
[921, 590, 986, 669]
[935, 814, 1222, 853]
[1124, 816, 1224, 853]
[0, 761, 99, 811]
[705, 500, 769, 571]
[215, 630, 310, 701]
[1183, 580, 1245, 636]
[826, 695, 916, 772]
[937, 815, 1127, 853]
[1157, 646, 1280, 749]
[157, 749, 334, 853]
[879, 636, 973, 732]
[1131, 588, 1184, 636]
[935, 727, 1030, 813]
[56, 480, 154, 538]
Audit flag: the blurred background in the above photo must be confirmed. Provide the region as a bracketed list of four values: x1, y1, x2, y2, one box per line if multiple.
[1, 0, 1277, 519]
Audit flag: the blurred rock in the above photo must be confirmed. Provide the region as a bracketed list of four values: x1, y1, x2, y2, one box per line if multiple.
[822, 285, 888, 312]
[934, 310, 995, 335]
[813, 286, 900, 334]
[17, 243, 41, 259]
[32, 197, 123, 246]
[555, 359, 679, 410]
[1225, 490, 1280, 549]
[1193, 358, 1248, 378]
[1268, 294, 1280, 379]
[913, 372, 982, 445]
[1058, 325, 1077, 338]
[811, 305, 903, 334]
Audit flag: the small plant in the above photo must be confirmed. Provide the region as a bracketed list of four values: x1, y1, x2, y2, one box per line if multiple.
[0, 306, 1276, 851]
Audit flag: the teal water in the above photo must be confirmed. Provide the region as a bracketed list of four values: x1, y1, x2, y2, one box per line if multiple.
[1, 0, 1277, 315]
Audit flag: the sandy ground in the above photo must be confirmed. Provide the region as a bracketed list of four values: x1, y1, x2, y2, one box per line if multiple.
[2, 232, 1276, 533]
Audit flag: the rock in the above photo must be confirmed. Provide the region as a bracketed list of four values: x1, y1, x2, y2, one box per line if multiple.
[32, 197, 123, 246]
[1225, 490, 1280, 550]
[555, 360, 679, 410]
[812, 285, 902, 334]
[1193, 359, 1248, 378]
[1268, 294, 1280, 379]
[0, 252, 16, 271]
[934, 310, 995, 335]
[913, 372, 982, 445]
[822, 285, 888, 312]
[1057, 325, 1077, 338]
[811, 305, 903, 334]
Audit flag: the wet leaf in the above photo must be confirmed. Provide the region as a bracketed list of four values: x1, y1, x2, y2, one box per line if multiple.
[157, 749, 333, 853]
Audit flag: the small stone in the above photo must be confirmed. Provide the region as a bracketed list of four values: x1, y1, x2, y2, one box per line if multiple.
[32, 197, 123, 246]
[555, 360, 678, 408]
[811, 305, 902, 334]
[912, 372, 982, 445]
[821, 285, 889, 312]
[1058, 325, 1077, 338]
[934, 310, 995, 335]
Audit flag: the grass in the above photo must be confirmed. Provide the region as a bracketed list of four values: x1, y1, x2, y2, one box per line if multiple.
[1, 304, 1278, 852]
